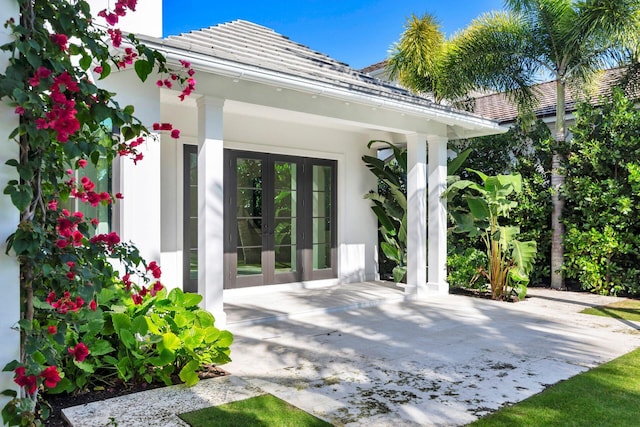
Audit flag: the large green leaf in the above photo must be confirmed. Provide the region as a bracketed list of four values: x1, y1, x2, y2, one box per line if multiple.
[511, 239, 537, 277]
[381, 242, 402, 263]
[466, 195, 490, 220]
[448, 147, 472, 175]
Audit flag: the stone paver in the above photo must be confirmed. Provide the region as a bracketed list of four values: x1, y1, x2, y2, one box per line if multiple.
[64, 287, 640, 426]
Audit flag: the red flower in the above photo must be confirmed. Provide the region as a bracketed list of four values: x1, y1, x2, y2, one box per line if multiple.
[147, 261, 162, 279]
[115, 193, 124, 199]
[170, 129, 180, 139]
[156, 80, 163, 87]
[50, 33, 69, 51]
[48, 325, 57, 334]
[14, 106, 24, 115]
[40, 366, 61, 388]
[68, 343, 90, 362]
[78, 159, 87, 168]
[131, 293, 143, 305]
[14, 367, 37, 394]
[46, 292, 56, 304]
[48, 199, 58, 210]
[94, 66, 103, 74]
[89, 300, 97, 311]
[150, 281, 164, 296]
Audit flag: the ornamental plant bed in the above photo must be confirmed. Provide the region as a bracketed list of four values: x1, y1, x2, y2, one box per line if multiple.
[44, 366, 229, 426]
[450, 287, 524, 302]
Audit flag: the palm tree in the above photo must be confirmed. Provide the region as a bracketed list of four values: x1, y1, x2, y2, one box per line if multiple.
[390, 0, 640, 289]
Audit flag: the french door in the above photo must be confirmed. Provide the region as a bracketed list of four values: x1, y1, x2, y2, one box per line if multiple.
[223, 150, 337, 289]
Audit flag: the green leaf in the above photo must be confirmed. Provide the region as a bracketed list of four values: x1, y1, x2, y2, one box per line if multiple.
[148, 349, 175, 367]
[215, 330, 234, 347]
[466, 195, 490, 220]
[134, 60, 153, 82]
[448, 147, 472, 175]
[160, 332, 181, 352]
[179, 360, 200, 386]
[89, 340, 115, 357]
[7, 185, 33, 211]
[381, 242, 401, 263]
[111, 313, 131, 334]
[79, 55, 92, 71]
[73, 360, 95, 373]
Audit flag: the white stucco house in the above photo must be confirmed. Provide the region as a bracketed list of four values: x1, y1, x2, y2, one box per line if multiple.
[0, 0, 506, 398]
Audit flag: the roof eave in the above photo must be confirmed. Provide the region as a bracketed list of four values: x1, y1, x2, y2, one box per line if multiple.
[140, 36, 505, 137]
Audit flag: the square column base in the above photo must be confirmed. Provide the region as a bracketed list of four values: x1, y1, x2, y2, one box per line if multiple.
[403, 282, 449, 299]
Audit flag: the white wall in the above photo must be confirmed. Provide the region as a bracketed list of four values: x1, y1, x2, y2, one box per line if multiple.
[0, 0, 20, 405]
[99, 70, 162, 263]
[158, 101, 379, 290]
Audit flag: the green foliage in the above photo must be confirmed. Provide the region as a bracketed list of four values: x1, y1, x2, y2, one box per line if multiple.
[0, 0, 228, 424]
[447, 247, 488, 290]
[446, 171, 537, 300]
[450, 120, 552, 286]
[46, 286, 233, 394]
[363, 140, 471, 283]
[562, 88, 640, 295]
[363, 141, 408, 282]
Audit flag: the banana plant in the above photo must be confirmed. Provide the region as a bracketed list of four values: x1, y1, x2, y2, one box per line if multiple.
[363, 140, 471, 283]
[446, 170, 537, 300]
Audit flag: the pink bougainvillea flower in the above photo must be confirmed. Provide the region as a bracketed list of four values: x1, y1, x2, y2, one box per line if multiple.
[50, 33, 69, 51]
[14, 367, 37, 394]
[40, 366, 61, 388]
[14, 106, 24, 115]
[150, 281, 164, 296]
[147, 261, 162, 279]
[48, 325, 57, 335]
[48, 199, 58, 210]
[115, 192, 124, 199]
[170, 129, 180, 139]
[179, 60, 191, 68]
[156, 79, 163, 87]
[131, 293, 143, 305]
[68, 342, 90, 362]
[94, 66, 103, 74]
[89, 300, 97, 311]
[78, 159, 87, 168]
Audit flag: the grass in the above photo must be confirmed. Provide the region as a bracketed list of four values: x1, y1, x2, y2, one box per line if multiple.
[178, 394, 333, 427]
[580, 299, 640, 321]
[469, 301, 640, 426]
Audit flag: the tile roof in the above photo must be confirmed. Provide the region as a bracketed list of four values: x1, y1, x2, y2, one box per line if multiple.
[472, 67, 637, 123]
[153, 20, 487, 118]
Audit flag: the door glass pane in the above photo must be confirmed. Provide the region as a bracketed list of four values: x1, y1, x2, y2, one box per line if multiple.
[313, 244, 330, 270]
[274, 162, 296, 274]
[188, 151, 198, 281]
[312, 165, 332, 270]
[236, 159, 263, 276]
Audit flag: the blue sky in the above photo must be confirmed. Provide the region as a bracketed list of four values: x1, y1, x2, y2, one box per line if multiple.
[163, 1, 505, 69]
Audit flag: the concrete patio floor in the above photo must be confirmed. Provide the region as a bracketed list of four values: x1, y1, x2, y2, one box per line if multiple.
[63, 283, 640, 426]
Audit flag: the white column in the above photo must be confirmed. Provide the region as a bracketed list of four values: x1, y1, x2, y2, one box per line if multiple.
[427, 135, 449, 294]
[196, 97, 226, 327]
[0, 0, 20, 402]
[405, 133, 428, 297]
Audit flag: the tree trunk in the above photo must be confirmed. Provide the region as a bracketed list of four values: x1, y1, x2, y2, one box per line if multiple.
[550, 79, 566, 290]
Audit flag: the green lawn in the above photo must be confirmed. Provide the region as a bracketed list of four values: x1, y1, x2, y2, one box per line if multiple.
[469, 301, 640, 426]
[581, 299, 640, 321]
[178, 394, 333, 427]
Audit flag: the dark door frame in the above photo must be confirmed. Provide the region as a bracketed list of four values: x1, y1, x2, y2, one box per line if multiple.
[223, 150, 337, 289]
